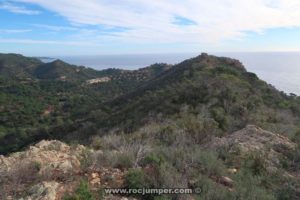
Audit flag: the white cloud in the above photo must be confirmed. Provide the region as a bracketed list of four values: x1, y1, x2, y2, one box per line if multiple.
[32, 24, 79, 31]
[11, 0, 300, 43]
[0, 29, 32, 33]
[0, 38, 93, 46]
[0, 2, 40, 15]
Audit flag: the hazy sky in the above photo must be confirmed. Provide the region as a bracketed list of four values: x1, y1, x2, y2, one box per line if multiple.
[1, 0, 300, 56]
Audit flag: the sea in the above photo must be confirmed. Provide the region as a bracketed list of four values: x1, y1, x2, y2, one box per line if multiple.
[42, 52, 300, 95]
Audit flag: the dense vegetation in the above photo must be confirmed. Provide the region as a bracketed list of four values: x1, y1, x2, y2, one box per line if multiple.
[0, 53, 171, 153]
[59, 54, 300, 143]
[1, 53, 300, 199]
[79, 125, 300, 200]
[0, 53, 42, 78]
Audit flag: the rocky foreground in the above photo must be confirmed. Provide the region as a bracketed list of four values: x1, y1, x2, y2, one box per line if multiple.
[0, 125, 299, 199]
[0, 140, 133, 200]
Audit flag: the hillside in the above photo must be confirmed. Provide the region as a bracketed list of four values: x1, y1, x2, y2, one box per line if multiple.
[1, 53, 300, 199]
[0, 53, 42, 78]
[0, 53, 171, 82]
[65, 53, 300, 141]
[1, 126, 299, 199]
[0, 54, 172, 154]
[1, 53, 300, 153]
[1, 53, 300, 152]
[34, 59, 101, 81]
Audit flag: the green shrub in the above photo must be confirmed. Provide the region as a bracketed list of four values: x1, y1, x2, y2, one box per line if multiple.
[125, 164, 182, 200]
[80, 149, 94, 170]
[292, 129, 300, 146]
[233, 172, 275, 200]
[181, 115, 218, 143]
[95, 150, 134, 169]
[125, 168, 151, 189]
[156, 162, 183, 188]
[114, 153, 134, 169]
[142, 153, 165, 167]
[211, 107, 228, 130]
[194, 150, 226, 176]
[276, 183, 297, 200]
[243, 152, 267, 176]
[194, 175, 234, 200]
[63, 180, 95, 200]
[156, 125, 177, 145]
[91, 136, 103, 150]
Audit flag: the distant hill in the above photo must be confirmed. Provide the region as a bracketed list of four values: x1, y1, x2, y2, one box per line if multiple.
[34, 59, 101, 81]
[112, 63, 172, 82]
[0, 53, 171, 82]
[0, 54, 100, 81]
[0, 53, 173, 153]
[0, 53, 42, 78]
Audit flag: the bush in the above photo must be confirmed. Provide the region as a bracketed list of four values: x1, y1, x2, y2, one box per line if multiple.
[211, 107, 228, 130]
[80, 149, 94, 170]
[9, 160, 41, 184]
[276, 183, 297, 200]
[113, 153, 134, 169]
[0, 160, 42, 198]
[142, 153, 165, 167]
[292, 129, 300, 146]
[125, 168, 151, 189]
[233, 172, 275, 200]
[63, 180, 95, 200]
[194, 150, 226, 177]
[194, 175, 234, 200]
[156, 162, 183, 188]
[125, 164, 183, 200]
[90, 135, 103, 150]
[154, 114, 219, 146]
[242, 152, 267, 176]
[178, 114, 219, 143]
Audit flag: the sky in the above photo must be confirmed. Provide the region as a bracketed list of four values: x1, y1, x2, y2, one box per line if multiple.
[1, 0, 300, 56]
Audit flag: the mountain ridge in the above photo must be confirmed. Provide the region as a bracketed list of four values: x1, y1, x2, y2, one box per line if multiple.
[88, 53, 299, 138]
[0, 52, 299, 153]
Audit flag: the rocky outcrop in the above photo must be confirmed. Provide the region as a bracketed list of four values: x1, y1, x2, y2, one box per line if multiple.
[207, 125, 297, 170]
[19, 181, 60, 200]
[208, 125, 296, 150]
[0, 140, 86, 200]
[0, 140, 133, 200]
[86, 77, 111, 84]
[0, 140, 85, 174]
